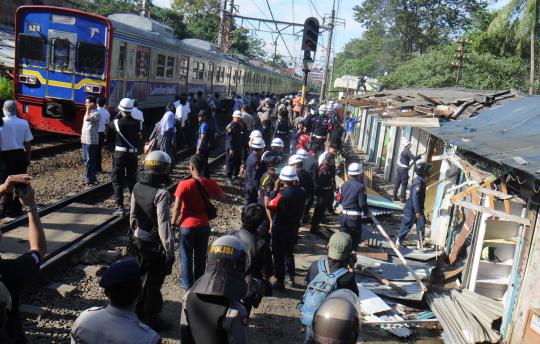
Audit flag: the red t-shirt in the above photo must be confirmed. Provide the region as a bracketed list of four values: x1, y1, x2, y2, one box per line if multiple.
[174, 178, 223, 228]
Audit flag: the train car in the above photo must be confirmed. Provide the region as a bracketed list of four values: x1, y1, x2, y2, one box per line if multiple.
[14, 6, 301, 136]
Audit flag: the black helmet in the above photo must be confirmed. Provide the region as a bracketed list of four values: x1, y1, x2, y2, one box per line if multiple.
[190, 235, 247, 300]
[313, 289, 361, 344]
[143, 150, 171, 174]
[414, 162, 432, 177]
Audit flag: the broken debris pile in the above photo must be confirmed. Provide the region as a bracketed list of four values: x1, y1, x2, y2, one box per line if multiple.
[427, 288, 503, 344]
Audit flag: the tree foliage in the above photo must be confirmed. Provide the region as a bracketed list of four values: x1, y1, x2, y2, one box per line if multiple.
[0, 77, 13, 102]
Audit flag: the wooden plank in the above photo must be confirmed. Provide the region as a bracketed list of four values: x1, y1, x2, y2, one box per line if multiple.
[357, 285, 392, 314]
[486, 182, 496, 209]
[449, 200, 478, 265]
[357, 246, 389, 262]
[478, 187, 514, 200]
[381, 117, 440, 128]
[500, 180, 511, 214]
[453, 200, 530, 226]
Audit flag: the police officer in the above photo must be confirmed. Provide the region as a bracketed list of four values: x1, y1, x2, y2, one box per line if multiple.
[258, 156, 281, 239]
[274, 107, 291, 152]
[225, 111, 246, 185]
[311, 152, 335, 235]
[297, 149, 318, 223]
[289, 154, 314, 222]
[230, 204, 274, 316]
[129, 151, 175, 331]
[180, 236, 249, 344]
[337, 163, 368, 250]
[311, 105, 329, 156]
[267, 166, 307, 290]
[312, 289, 361, 344]
[109, 98, 142, 216]
[244, 137, 266, 205]
[196, 110, 212, 178]
[71, 258, 160, 343]
[393, 140, 422, 202]
[396, 162, 431, 249]
[261, 137, 284, 162]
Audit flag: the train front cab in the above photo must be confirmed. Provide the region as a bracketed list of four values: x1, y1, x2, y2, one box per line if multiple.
[14, 6, 111, 136]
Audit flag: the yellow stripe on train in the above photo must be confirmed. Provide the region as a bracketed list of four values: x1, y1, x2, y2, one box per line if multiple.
[20, 69, 106, 90]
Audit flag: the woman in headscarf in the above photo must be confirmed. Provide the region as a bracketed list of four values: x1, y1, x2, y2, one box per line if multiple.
[155, 103, 176, 164]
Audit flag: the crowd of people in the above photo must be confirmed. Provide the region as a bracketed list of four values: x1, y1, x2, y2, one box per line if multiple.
[0, 91, 398, 344]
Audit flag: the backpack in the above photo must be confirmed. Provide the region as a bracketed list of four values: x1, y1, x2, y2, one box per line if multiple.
[300, 259, 348, 338]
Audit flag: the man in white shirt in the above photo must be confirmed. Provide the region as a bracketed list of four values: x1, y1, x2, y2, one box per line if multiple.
[240, 105, 254, 132]
[96, 97, 110, 173]
[175, 97, 190, 149]
[131, 100, 144, 123]
[0, 100, 33, 217]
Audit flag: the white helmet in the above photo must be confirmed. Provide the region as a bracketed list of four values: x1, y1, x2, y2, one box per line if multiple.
[318, 104, 327, 112]
[348, 162, 363, 176]
[288, 154, 304, 165]
[308, 99, 316, 105]
[249, 130, 262, 139]
[232, 110, 243, 118]
[296, 149, 308, 158]
[328, 100, 335, 108]
[118, 98, 134, 112]
[401, 139, 412, 147]
[271, 138, 284, 148]
[333, 102, 341, 109]
[250, 137, 265, 149]
[279, 165, 298, 181]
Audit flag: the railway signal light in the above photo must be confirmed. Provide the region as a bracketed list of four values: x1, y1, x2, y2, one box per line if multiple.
[302, 17, 320, 52]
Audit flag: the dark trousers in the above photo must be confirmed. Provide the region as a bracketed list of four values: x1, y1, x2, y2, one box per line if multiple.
[179, 226, 210, 289]
[0, 149, 28, 216]
[393, 167, 409, 199]
[198, 150, 210, 178]
[339, 214, 363, 250]
[303, 193, 314, 222]
[245, 186, 258, 205]
[398, 208, 425, 241]
[175, 122, 185, 149]
[97, 132, 105, 172]
[311, 190, 330, 226]
[310, 137, 325, 156]
[111, 152, 138, 208]
[226, 149, 242, 179]
[132, 242, 167, 319]
[271, 234, 296, 284]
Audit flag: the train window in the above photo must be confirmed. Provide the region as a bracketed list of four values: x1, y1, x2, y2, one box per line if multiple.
[226, 67, 232, 83]
[178, 56, 189, 80]
[136, 46, 150, 78]
[77, 42, 105, 74]
[118, 44, 126, 75]
[198, 63, 205, 80]
[156, 54, 166, 77]
[192, 61, 199, 80]
[166, 56, 175, 78]
[18, 34, 45, 62]
[51, 38, 70, 69]
[208, 62, 214, 82]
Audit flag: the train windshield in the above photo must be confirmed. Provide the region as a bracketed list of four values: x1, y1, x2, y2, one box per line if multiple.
[18, 34, 46, 62]
[51, 38, 71, 68]
[76, 42, 105, 74]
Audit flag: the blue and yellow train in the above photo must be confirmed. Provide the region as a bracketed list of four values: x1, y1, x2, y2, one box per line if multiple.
[14, 6, 302, 135]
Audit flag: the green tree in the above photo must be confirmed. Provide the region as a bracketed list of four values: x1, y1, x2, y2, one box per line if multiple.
[488, 0, 539, 94]
[0, 77, 13, 102]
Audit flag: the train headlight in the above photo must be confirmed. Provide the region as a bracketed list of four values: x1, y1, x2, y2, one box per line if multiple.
[84, 84, 103, 94]
[19, 74, 38, 85]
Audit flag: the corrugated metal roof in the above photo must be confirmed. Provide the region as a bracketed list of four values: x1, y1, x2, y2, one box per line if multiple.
[426, 96, 540, 178]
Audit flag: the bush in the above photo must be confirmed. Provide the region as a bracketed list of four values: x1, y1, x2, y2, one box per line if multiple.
[0, 77, 13, 102]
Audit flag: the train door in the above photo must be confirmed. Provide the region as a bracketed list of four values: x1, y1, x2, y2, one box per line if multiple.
[115, 42, 127, 103]
[46, 30, 77, 100]
[208, 61, 214, 92]
[226, 66, 232, 96]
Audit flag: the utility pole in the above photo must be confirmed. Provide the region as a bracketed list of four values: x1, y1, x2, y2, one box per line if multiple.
[272, 37, 278, 68]
[217, 0, 228, 51]
[319, 0, 335, 102]
[453, 38, 469, 85]
[141, 0, 150, 18]
[222, 0, 235, 53]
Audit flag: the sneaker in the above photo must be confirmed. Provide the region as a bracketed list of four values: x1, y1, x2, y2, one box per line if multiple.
[285, 275, 294, 288]
[395, 238, 401, 247]
[400, 197, 407, 203]
[113, 207, 125, 216]
[144, 317, 172, 332]
[86, 181, 97, 187]
[392, 195, 398, 201]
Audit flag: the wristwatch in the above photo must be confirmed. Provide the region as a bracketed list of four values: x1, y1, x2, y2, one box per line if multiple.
[25, 205, 38, 213]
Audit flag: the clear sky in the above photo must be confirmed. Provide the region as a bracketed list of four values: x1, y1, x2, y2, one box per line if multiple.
[152, 0, 510, 68]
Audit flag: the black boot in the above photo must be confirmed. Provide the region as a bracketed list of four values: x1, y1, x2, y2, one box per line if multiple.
[143, 316, 172, 332]
[393, 194, 398, 201]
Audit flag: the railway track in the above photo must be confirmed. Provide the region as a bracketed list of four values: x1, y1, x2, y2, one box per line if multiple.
[0, 133, 226, 271]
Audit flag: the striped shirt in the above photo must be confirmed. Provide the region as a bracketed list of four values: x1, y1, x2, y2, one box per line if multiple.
[81, 109, 101, 145]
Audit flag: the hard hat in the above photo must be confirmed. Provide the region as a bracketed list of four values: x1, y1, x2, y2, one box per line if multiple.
[328, 100, 335, 107]
[347, 163, 363, 176]
[271, 138, 284, 148]
[288, 154, 304, 166]
[250, 137, 265, 149]
[298, 134, 310, 147]
[279, 165, 298, 181]
[143, 150, 171, 174]
[264, 97, 272, 103]
[296, 149, 308, 158]
[249, 130, 262, 139]
[313, 289, 361, 344]
[401, 139, 412, 147]
[318, 104, 327, 112]
[414, 162, 432, 176]
[308, 99, 316, 105]
[191, 235, 247, 301]
[117, 98, 134, 112]
[232, 110, 243, 118]
[333, 102, 341, 109]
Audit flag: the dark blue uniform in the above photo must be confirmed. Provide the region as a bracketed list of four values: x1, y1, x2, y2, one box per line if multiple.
[274, 116, 290, 151]
[338, 178, 368, 250]
[393, 148, 421, 200]
[397, 175, 426, 242]
[303, 113, 315, 133]
[244, 151, 265, 205]
[311, 163, 333, 232]
[258, 171, 276, 205]
[267, 185, 307, 285]
[302, 155, 318, 223]
[225, 121, 246, 180]
[197, 121, 211, 177]
[310, 115, 329, 156]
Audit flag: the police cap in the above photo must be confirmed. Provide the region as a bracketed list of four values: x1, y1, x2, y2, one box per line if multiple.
[414, 162, 432, 176]
[99, 258, 142, 289]
[144, 150, 171, 174]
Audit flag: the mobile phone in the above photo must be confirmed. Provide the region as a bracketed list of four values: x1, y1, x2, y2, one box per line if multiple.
[14, 183, 28, 194]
